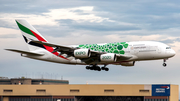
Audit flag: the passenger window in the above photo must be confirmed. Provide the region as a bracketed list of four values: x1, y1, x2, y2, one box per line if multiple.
[166, 47, 171, 49]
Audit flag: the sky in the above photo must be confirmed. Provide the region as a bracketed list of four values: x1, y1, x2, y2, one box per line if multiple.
[0, 0, 180, 97]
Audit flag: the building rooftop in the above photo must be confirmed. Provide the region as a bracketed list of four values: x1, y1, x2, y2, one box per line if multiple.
[0, 77, 69, 85]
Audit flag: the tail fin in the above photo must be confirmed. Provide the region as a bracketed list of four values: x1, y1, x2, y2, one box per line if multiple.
[15, 19, 48, 51]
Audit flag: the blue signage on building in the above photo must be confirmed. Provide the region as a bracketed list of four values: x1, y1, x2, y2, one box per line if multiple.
[152, 84, 170, 96]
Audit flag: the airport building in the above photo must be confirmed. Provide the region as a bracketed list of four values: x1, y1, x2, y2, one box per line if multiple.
[0, 78, 69, 85]
[0, 78, 178, 101]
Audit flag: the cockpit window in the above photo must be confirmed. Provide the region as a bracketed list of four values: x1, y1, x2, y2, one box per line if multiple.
[166, 47, 171, 49]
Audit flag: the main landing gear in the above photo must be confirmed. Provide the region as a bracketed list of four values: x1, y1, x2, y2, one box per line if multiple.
[163, 59, 167, 67]
[86, 65, 109, 71]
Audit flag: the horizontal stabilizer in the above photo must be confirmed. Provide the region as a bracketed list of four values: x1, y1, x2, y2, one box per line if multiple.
[5, 49, 44, 56]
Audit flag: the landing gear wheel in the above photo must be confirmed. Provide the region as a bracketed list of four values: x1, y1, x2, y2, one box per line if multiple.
[86, 65, 109, 71]
[101, 67, 105, 70]
[86, 66, 90, 69]
[94, 66, 101, 71]
[101, 64, 109, 71]
[105, 68, 109, 71]
[163, 63, 167, 67]
[162, 59, 168, 67]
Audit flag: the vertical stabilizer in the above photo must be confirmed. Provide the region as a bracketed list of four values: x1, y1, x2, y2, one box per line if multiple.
[15, 19, 48, 51]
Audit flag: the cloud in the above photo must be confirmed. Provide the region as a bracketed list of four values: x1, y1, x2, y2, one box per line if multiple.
[0, 6, 144, 38]
[0, 27, 20, 37]
[59, 20, 141, 31]
[1, 4, 180, 39]
[161, 38, 180, 44]
[0, 6, 109, 26]
[0, 0, 98, 15]
[0, 34, 17, 38]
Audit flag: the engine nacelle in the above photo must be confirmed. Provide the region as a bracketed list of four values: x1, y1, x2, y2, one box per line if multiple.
[120, 61, 135, 66]
[74, 49, 91, 58]
[100, 53, 117, 62]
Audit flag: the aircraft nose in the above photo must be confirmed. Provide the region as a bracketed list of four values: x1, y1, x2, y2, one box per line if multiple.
[170, 49, 176, 57]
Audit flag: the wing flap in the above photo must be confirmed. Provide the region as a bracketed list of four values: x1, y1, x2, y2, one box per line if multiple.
[5, 49, 44, 56]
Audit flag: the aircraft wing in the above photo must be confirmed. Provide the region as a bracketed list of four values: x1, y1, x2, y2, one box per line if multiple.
[31, 40, 79, 55]
[31, 40, 104, 55]
[31, 41, 75, 50]
[5, 49, 44, 56]
[31, 41, 132, 64]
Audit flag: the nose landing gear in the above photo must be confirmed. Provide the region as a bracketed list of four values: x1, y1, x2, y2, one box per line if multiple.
[163, 63, 167, 67]
[163, 59, 167, 67]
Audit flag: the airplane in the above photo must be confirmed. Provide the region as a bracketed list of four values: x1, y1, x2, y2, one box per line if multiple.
[5, 19, 176, 71]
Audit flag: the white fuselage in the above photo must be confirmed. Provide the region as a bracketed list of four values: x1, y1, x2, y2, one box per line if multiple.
[22, 41, 175, 65]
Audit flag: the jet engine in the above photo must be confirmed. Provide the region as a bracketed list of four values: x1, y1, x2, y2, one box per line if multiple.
[100, 53, 117, 62]
[74, 49, 91, 58]
[120, 61, 135, 66]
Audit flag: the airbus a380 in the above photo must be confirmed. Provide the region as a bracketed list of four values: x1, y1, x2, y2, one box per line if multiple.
[6, 19, 176, 71]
